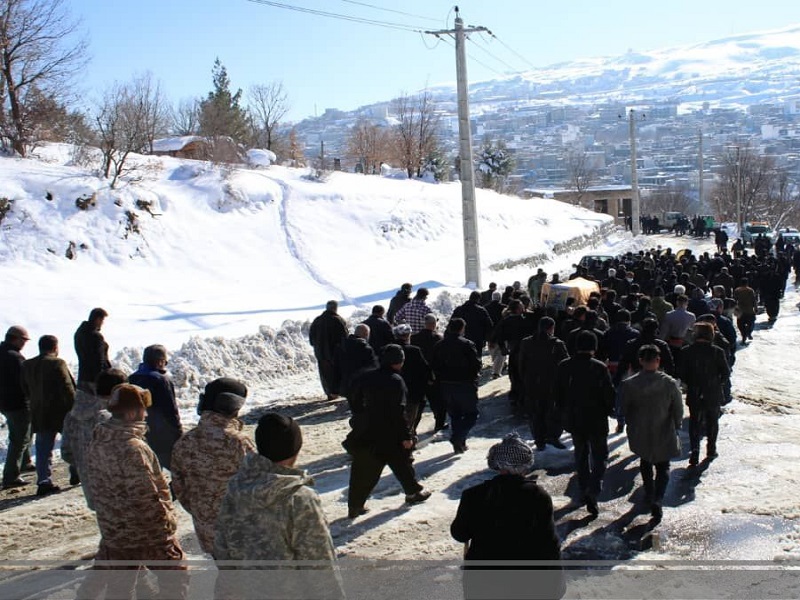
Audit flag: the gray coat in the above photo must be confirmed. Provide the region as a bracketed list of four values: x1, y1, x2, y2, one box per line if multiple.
[621, 370, 683, 463]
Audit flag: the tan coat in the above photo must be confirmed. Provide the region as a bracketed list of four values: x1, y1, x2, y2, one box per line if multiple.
[171, 411, 255, 554]
[86, 418, 179, 552]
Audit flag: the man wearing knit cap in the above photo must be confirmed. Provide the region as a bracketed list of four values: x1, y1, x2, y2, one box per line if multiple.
[1, 325, 34, 489]
[86, 384, 187, 598]
[345, 344, 430, 518]
[171, 378, 256, 555]
[451, 433, 563, 598]
[214, 412, 340, 587]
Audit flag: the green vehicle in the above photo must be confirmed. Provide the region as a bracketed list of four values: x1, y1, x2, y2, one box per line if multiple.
[699, 215, 716, 230]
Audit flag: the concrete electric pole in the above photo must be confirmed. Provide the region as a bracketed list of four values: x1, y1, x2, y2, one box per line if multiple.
[426, 8, 485, 287]
[628, 109, 641, 236]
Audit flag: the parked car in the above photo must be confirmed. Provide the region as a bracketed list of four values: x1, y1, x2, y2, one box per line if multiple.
[742, 222, 772, 246]
[662, 211, 687, 232]
[774, 227, 800, 248]
[578, 254, 614, 278]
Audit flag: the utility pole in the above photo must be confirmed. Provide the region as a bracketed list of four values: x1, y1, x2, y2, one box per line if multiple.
[628, 109, 641, 236]
[426, 7, 485, 287]
[698, 129, 704, 209]
[736, 145, 743, 235]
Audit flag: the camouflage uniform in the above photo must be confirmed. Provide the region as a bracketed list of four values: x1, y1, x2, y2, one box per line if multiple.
[86, 418, 183, 556]
[170, 411, 256, 554]
[61, 388, 111, 510]
[214, 452, 336, 561]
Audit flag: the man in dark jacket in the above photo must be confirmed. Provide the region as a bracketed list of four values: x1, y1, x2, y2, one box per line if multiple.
[616, 319, 675, 384]
[346, 345, 430, 518]
[387, 283, 413, 324]
[333, 324, 378, 410]
[1, 326, 34, 488]
[556, 331, 615, 516]
[494, 300, 535, 411]
[411, 314, 447, 432]
[393, 324, 430, 439]
[309, 300, 349, 400]
[451, 433, 563, 600]
[74, 308, 111, 391]
[129, 345, 182, 471]
[451, 291, 495, 355]
[21, 335, 77, 496]
[680, 322, 731, 466]
[430, 319, 482, 454]
[519, 317, 569, 450]
[362, 305, 394, 353]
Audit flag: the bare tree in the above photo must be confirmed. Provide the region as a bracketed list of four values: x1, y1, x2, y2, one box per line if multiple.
[641, 183, 696, 216]
[712, 145, 783, 224]
[248, 82, 289, 151]
[564, 146, 597, 205]
[345, 119, 390, 174]
[0, 0, 88, 156]
[391, 91, 440, 178]
[95, 74, 167, 188]
[172, 98, 200, 136]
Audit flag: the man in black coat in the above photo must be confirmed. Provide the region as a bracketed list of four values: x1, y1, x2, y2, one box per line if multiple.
[451, 291, 495, 355]
[556, 331, 615, 516]
[615, 318, 675, 384]
[386, 283, 412, 324]
[519, 317, 569, 450]
[333, 324, 378, 410]
[74, 308, 111, 392]
[411, 314, 447, 432]
[451, 433, 563, 600]
[680, 322, 730, 466]
[479, 282, 497, 306]
[346, 345, 430, 518]
[309, 300, 349, 400]
[493, 300, 535, 411]
[430, 318, 482, 454]
[392, 324, 430, 439]
[362, 305, 394, 354]
[1, 326, 34, 488]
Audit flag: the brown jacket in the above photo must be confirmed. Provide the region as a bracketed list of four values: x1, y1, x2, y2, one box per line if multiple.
[171, 411, 255, 554]
[21, 354, 75, 433]
[86, 418, 178, 551]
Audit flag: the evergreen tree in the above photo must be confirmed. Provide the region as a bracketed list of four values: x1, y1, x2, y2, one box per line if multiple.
[478, 138, 514, 192]
[198, 58, 249, 143]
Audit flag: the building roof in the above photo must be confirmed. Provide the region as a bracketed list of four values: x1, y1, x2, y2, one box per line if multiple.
[152, 136, 205, 153]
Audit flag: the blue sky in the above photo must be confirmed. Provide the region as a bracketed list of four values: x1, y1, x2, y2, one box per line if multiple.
[69, 0, 800, 123]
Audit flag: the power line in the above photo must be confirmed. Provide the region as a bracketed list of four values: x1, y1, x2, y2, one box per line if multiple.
[468, 34, 520, 73]
[486, 32, 539, 71]
[337, 0, 441, 23]
[436, 34, 504, 76]
[247, 0, 424, 33]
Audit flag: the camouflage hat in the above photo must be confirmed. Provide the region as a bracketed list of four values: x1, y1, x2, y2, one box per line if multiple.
[108, 384, 152, 414]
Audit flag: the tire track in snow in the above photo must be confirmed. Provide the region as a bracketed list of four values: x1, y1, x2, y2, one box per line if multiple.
[267, 175, 357, 306]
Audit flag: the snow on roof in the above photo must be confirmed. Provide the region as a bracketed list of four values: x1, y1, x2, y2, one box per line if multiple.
[152, 136, 205, 152]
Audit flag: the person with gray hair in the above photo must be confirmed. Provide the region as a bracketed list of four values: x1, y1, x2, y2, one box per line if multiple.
[451, 433, 563, 598]
[333, 323, 378, 410]
[129, 344, 182, 470]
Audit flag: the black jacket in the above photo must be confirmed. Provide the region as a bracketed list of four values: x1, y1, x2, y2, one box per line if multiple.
[679, 341, 730, 409]
[518, 333, 569, 403]
[334, 335, 378, 398]
[397, 342, 430, 403]
[349, 366, 412, 449]
[616, 335, 675, 384]
[430, 333, 481, 384]
[451, 473, 561, 562]
[363, 315, 394, 353]
[73, 321, 111, 385]
[0, 341, 26, 412]
[494, 314, 535, 356]
[556, 354, 615, 435]
[309, 310, 348, 361]
[452, 301, 495, 351]
[386, 291, 410, 324]
[410, 329, 444, 363]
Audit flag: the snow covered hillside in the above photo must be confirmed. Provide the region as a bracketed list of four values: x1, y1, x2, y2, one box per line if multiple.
[0, 145, 633, 407]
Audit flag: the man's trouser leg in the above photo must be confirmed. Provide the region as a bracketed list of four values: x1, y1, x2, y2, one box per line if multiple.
[384, 448, 423, 496]
[571, 433, 591, 497]
[640, 459, 655, 500]
[443, 382, 478, 446]
[35, 430, 57, 485]
[2, 408, 31, 484]
[705, 406, 720, 456]
[688, 404, 702, 455]
[348, 448, 385, 512]
[653, 461, 670, 502]
[588, 433, 609, 497]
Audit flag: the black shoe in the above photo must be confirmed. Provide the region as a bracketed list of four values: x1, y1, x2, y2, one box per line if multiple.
[706, 449, 719, 461]
[689, 451, 699, 467]
[434, 423, 449, 432]
[405, 490, 432, 505]
[70, 473, 81, 486]
[452, 441, 468, 454]
[347, 507, 369, 519]
[36, 482, 61, 497]
[547, 438, 567, 450]
[21, 463, 36, 473]
[491, 373, 500, 379]
[2, 477, 28, 489]
[615, 423, 624, 434]
[585, 495, 599, 516]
